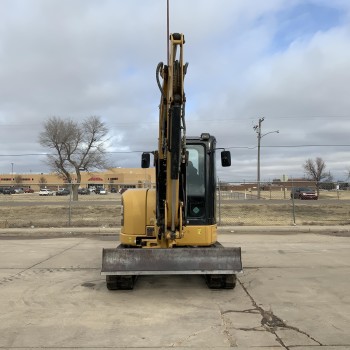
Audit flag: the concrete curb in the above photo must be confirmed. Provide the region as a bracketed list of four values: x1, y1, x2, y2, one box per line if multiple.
[0, 227, 119, 237]
[220, 225, 350, 233]
[0, 225, 349, 237]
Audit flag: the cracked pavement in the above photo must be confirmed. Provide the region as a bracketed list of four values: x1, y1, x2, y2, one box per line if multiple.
[0, 232, 349, 349]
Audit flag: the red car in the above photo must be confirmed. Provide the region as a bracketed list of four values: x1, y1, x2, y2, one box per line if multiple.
[24, 188, 34, 193]
[291, 187, 318, 200]
[119, 188, 128, 194]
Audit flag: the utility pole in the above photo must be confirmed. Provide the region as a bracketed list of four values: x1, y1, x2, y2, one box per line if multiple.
[253, 118, 264, 199]
[253, 118, 279, 199]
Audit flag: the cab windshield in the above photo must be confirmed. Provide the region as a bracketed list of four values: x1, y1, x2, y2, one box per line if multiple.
[186, 145, 206, 219]
[187, 145, 205, 196]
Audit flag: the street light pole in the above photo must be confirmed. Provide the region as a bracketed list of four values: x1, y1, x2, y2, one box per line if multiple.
[11, 163, 14, 183]
[253, 118, 279, 199]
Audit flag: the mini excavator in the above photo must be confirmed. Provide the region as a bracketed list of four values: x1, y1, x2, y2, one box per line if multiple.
[101, 33, 242, 289]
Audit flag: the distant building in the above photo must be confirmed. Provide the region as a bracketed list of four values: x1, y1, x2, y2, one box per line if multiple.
[281, 174, 288, 182]
[272, 178, 316, 189]
[0, 168, 155, 191]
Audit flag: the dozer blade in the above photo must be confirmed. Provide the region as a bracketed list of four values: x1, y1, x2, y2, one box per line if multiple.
[101, 245, 242, 276]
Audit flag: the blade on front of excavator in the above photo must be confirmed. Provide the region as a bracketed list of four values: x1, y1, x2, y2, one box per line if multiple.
[101, 245, 242, 276]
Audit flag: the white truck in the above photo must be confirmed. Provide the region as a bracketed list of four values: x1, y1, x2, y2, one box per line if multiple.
[39, 188, 54, 196]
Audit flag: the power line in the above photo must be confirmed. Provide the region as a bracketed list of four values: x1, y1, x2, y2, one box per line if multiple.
[1, 115, 350, 128]
[263, 144, 350, 148]
[227, 144, 350, 150]
[0, 151, 146, 157]
[1, 144, 350, 157]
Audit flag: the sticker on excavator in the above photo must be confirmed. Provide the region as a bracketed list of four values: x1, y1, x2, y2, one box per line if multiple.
[101, 246, 242, 275]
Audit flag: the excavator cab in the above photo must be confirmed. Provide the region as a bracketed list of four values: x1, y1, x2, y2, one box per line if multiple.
[186, 135, 232, 227]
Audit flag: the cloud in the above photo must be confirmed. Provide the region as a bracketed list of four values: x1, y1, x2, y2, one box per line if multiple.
[1, 0, 350, 182]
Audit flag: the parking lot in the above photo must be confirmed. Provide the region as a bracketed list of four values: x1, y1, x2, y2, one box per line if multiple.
[0, 231, 349, 349]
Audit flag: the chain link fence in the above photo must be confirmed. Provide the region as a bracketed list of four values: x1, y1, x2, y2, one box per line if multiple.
[0, 183, 126, 229]
[1, 181, 349, 228]
[217, 181, 350, 226]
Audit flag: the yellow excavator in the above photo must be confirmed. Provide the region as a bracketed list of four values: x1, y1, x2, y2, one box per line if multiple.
[101, 33, 242, 289]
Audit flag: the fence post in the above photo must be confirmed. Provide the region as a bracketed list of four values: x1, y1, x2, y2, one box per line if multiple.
[68, 183, 72, 227]
[291, 179, 296, 225]
[218, 178, 221, 226]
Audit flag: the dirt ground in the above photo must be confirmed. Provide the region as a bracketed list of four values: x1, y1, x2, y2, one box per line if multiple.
[0, 204, 121, 228]
[1, 192, 350, 228]
[0, 192, 120, 203]
[221, 189, 350, 201]
[219, 202, 350, 226]
[219, 190, 350, 226]
[0, 193, 121, 228]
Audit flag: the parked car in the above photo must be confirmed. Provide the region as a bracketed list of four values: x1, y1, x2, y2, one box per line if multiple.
[98, 188, 107, 195]
[95, 187, 104, 194]
[39, 188, 54, 196]
[23, 188, 34, 193]
[88, 186, 96, 193]
[78, 188, 90, 195]
[2, 187, 15, 195]
[119, 188, 128, 194]
[56, 188, 70, 196]
[13, 188, 24, 194]
[110, 187, 117, 193]
[291, 187, 318, 200]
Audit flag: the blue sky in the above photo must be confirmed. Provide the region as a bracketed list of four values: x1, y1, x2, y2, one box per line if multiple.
[272, 2, 345, 51]
[1, 0, 350, 182]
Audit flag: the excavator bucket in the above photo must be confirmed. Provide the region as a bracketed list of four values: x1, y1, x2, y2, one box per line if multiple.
[101, 245, 242, 289]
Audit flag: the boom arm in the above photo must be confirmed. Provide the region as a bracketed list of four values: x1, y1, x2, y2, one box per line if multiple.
[155, 33, 187, 245]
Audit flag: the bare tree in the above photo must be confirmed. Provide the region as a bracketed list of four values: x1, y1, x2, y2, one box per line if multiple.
[39, 116, 109, 200]
[303, 157, 332, 195]
[14, 175, 23, 184]
[39, 176, 47, 186]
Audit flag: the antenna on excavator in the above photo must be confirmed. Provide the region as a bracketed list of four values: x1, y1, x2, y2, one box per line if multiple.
[167, 0, 170, 66]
